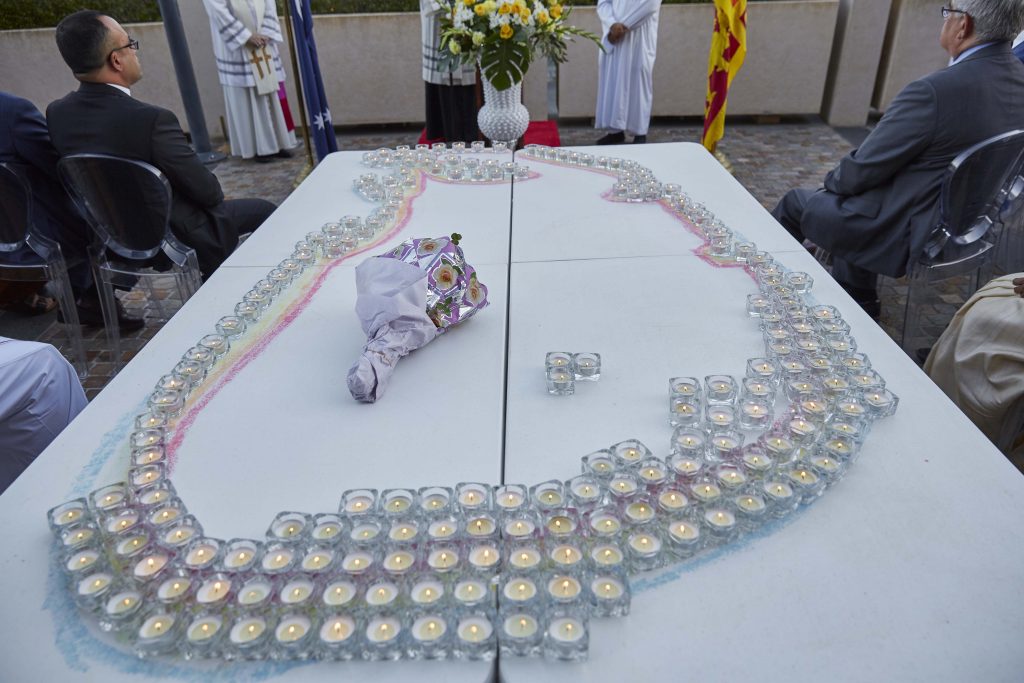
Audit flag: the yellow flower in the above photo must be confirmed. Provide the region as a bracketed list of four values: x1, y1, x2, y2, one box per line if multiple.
[500, 23, 514, 39]
[498, 3, 511, 14]
[474, 3, 486, 15]
[550, 4, 562, 19]
[463, 0, 474, 5]
[519, 6, 531, 22]
[535, 8, 549, 24]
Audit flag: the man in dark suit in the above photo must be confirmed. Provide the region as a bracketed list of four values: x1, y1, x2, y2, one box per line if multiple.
[47, 10, 275, 279]
[0, 91, 144, 329]
[772, 0, 1024, 317]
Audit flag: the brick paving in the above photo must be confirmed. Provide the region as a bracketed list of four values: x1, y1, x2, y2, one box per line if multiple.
[0, 119, 965, 398]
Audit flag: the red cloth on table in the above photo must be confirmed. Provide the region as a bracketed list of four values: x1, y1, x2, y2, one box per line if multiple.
[417, 121, 561, 147]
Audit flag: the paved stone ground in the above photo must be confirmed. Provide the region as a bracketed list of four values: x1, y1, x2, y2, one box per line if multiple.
[0, 119, 966, 398]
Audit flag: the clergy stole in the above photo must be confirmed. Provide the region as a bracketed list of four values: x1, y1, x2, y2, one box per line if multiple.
[231, 0, 279, 95]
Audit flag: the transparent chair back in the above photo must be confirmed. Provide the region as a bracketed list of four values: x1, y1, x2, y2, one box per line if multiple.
[902, 129, 1024, 354]
[57, 153, 202, 368]
[0, 162, 87, 378]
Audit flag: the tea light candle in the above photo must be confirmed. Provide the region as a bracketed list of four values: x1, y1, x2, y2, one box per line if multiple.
[412, 616, 447, 643]
[133, 448, 163, 466]
[384, 494, 413, 514]
[503, 578, 538, 602]
[669, 520, 700, 544]
[148, 505, 181, 526]
[184, 541, 218, 569]
[690, 481, 722, 503]
[236, 581, 272, 606]
[62, 526, 95, 548]
[223, 545, 257, 571]
[788, 417, 818, 439]
[707, 407, 735, 428]
[763, 434, 795, 457]
[504, 518, 535, 538]
[591, 544, 624, 567]
[628, 532, 662, 556]
[114, 534, 148, 558]
[458, 486, 488, 509]
[157, 576, 191, 602]
[367, 617, 401, 644]
[345, 495, 374, 514]
[548, 617, 584, 643]
[466, 516, 496, 537]
[454, 579, 487, 605]
[383, 550, 415, 574]
[592, 576, 625, 601]
[132, 552, 169, 580]
[428, 548, 459, 571]
[458, 617, 493, 643]
[736, 494, 767, 514]
[535, 488, 563, 507]
[469, 544, 500, 570]
[281, 578, 314, 605]
[428, 520, 457, 540]
[584, 456, 615, 476]
[670, 455, 703, 476]
[196, 577, 232, 605]
[624, 502, 655, 523]
[716, 467, 747, 488]
[671, 400, 698, 420]
[788, 468, 820, 487]
[509, 547, 541, 570]
[77, 572, 112, 598]
[704, 508, 737, 532]
[763, 480, 795, 506]
[229, 617, 267, 646]
[810, 454, 841, 474]
[319, 616, 355, 644]
[800, 398, 827, 417]
[271, 519, 305, 540]
[570, 480, 602, 503]
[91, 487, 126, 511]
[546, 515, 575, 536]
[670, 378, 699, 395]
[546, 352, 571, 368]
[322, 580, 356, 607]
[365, 581, 399, 607]
[275, 615, 310, 644]
[66, 549, 100, 574]
[388, 523, 419, 543]
[302, 549, 334, 572]
[550, 545, 583, 567]
[495, 488, 525, 510]
[658, 489, 688, 512]
[187, 615, 222, 644]
[341, 551, 373, 574]
[411, 579, 444, 605]
[162, 524, 196, 548]
[503, 614, 538, 639]
[548, 576, 582, 600]
[609, 477, 638, 497]
[138, 613, 176, 641]
[350, 522, 380, 543]
[421, 492, 450, 512]
[742, 449, 773, 473]
[106, 511, 140, 534]
[105, 590, 142, 617]
[138, 488, 171, 506]
[615, 444, 644, 463]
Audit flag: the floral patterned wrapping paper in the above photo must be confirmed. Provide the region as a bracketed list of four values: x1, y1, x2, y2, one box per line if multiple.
[381, 233, 489, 330]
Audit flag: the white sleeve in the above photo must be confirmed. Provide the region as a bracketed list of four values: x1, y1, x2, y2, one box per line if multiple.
[619, 0, 661, 30]
[202, 0, 252, 51]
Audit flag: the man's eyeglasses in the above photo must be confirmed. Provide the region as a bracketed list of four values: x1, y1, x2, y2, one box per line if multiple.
[940, 6, 968, 19]
[107, 38, 140, 60]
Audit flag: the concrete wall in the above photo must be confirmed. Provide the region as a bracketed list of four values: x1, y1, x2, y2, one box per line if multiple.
[0, 0, 841, 139]
[821, 0, 893, 126]
[873, 0, 948, 111]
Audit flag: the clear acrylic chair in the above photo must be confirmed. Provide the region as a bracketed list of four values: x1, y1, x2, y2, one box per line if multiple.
[989, 171, 1024, 276]
[0, 163, 88, 379]
[57, 153, 202, 368]
[900, 129, 1024, 353]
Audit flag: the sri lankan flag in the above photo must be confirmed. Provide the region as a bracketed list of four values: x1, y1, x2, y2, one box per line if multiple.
[701, 0, 747, 152]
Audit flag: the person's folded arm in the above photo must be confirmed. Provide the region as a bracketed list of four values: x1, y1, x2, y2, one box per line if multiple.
[203, 0, 252, 50]
[824, 79, 935, 197]
[149, 108, 223, 208]
[618, 0, 661, 30]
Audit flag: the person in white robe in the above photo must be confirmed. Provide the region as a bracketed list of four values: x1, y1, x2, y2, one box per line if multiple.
[924, 274, 1024, 471]
[594, 0, 661, 145]
[0, 337, 87, 494]
[202, 0, 297, 161]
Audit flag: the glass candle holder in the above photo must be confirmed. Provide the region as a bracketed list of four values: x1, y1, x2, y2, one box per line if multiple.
[74, 570, 115, 612]
[502, 574, 541, 611]
[259, 542, 298, 575]
[426, 544, 461, 573]
[380, 488, 416, 516]
[130, 549, 173, 583]
[590, 573, 630, 617]
[546, 573, 584, 608]
[301, 546, 337, 574]
[320, 578, 358, 612]
[182, 611, 226, 660]
[317, 614, 359, 661]
[581, 454, 610, 481]
[702, 507, 739, 544]
[705, 405, 737, 432]
[194, 573, 235, 609]
[147, 389, 183, 417]
[60, 522, 98, 551]
[381, 548, 417, 576]
[364, 580, 400, 612]
[506, 543, 543, 574]
[530, 480, 565, 510]
[419, 486, 454, 516]
[181, 537, 221, 572]
[669, 376, 702, 400]
[99, 587, 145, 633]
[625, 529, 665, 571]
[705, 375, 738, 405]
[636, 458, 668, 489]
[573, 353, 601, 381]
[586, 507, 623, 539]
[426, 517, 459, 543]
[465, 514, 498, 541]
[863, 388, 899, 418]
[494, 484, 527, 515]
[455, 613, 496, 661]
[606, 473, 640, 503]
[546, 368, 574, 396]
[272, 613, 315, 660]
[266, 512, 310, 544]
[387, 520, 421, 545]
[564, 475, 602, 511]
[146, 500, 186, 528]
[669, 394, 702, 427]
[763, 479, 799, 517]
[154, 569, 193, 606]
[453, 577, 491, 609]
[706, 430, 743, 463]
[311, 514, 347, 544]
[738, 398, 772, 430]
[226, 614, 272, 660]
[157, 515, 202, 550]
[234, 300, 261, 323]
[612, 439, 651, 468]
[746, 293, 772, 317]
[544, 612, 588, 661]
[548, 543, 585, 573]
[545, 351, 573, 372]
[670, 427, 707, 461]
[340, 548, 376, 576]
[134, 609, 181, 658]
[732, 491, 769, 532]
[198, 333, 230, 358]
[500, 611, 543, 657]
[408, 614, 450, 660]
[456, 482, 492, 512]
[341, 488, 378, 515]
[231, 575, 273, 612]
[786, 466, 826, 504]
[787, 414, 819, 443]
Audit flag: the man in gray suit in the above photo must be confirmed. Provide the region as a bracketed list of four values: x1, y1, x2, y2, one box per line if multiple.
[772, 0, 1024, 317]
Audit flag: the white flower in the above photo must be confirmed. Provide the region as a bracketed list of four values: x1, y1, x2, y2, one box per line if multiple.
[472, 31, 485, 46]
[432, 264, 458, 291]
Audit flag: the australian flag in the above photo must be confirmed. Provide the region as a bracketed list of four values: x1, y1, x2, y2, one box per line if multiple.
[289, 0, 338, 162]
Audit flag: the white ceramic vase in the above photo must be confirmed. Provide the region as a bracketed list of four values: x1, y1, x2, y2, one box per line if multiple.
[477, 77, 530, 145]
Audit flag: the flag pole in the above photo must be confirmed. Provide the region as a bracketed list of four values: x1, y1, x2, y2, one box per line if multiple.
[283, 2, 314, 176]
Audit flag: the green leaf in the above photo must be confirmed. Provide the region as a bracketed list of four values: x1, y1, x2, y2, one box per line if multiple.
[480, 37, 531, 90]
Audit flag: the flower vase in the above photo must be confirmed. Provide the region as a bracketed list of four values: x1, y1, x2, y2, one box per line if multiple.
[477, 77, 530, 147]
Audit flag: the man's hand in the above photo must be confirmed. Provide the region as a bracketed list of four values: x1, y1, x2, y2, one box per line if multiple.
[247, 33, 271, 48]
[1013, 277, 1024, 297]
[607, 22, 628, 44]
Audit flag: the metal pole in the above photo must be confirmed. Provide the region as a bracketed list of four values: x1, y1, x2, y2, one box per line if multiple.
[156, 0, 225, 164]
[283, 3, 315, 171]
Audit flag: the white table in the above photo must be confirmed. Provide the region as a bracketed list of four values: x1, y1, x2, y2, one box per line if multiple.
[1, 143, 1021, 682]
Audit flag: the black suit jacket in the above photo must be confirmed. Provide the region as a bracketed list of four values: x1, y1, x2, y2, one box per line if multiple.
[0, 91, 89, 271]
[801, 42, 1024, 277]
[46, 82, 237, 273]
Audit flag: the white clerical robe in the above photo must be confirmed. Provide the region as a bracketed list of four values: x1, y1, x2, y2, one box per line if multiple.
[0, 337, 87, 494]
[203, 0, 297, 158]
[594, 0, 661, 136]
[924, 273, 1024, 466]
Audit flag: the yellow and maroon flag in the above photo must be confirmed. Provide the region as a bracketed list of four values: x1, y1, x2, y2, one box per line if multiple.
[701, 0, 747, 153]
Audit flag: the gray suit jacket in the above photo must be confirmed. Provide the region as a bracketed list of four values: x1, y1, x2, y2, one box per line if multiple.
[802, 41, 1024, 278]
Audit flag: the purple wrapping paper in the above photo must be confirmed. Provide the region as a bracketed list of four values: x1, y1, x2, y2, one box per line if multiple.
[347, 234, 489, 402]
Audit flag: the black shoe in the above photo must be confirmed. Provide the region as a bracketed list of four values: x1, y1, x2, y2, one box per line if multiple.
[632, 135, 647, 144]
[596, 132, 625, 145]
[59, 295, 145, 332]
[275, 149, 293, 159]
[253, 154, 276, 163]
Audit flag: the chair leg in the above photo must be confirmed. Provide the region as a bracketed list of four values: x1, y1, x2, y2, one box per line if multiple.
[900, 275, 923, 354]
[48, 259, 89, 381]
[94, 264, 124, 369]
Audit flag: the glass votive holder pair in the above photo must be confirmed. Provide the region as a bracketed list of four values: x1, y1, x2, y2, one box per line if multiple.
[669, 394, 702, 427]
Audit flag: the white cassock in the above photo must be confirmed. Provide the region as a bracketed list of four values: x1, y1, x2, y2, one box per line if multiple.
[203, 0, 298, 158]
[0, 337, 87, 494]
[594, 0, 661, 136]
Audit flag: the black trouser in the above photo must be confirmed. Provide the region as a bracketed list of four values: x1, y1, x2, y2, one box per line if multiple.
[424, 82, 478, 145]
